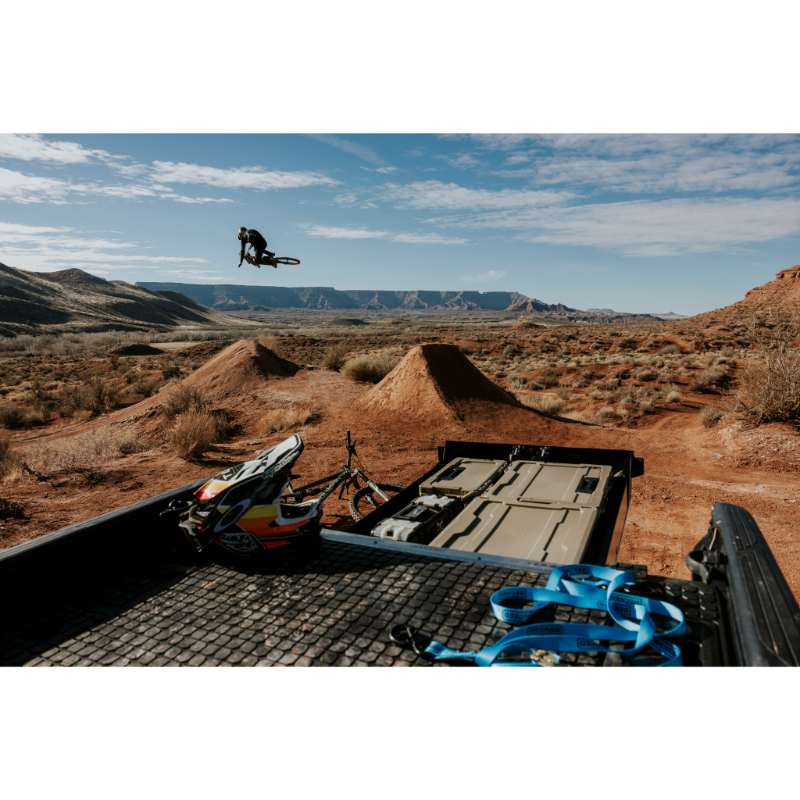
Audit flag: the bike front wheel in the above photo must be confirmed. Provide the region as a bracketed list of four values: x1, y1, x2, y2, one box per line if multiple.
[349, 483, 405, 521]
[273, 257, 301, 266]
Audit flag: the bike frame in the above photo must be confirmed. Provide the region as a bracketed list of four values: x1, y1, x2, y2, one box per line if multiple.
[283, 432, 389, 506]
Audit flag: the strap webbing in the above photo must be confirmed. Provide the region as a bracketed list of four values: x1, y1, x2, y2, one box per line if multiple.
[422, 564, 687, 667]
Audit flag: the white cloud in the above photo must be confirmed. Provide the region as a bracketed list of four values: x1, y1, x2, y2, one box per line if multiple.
[0, 167, 233, 205]
[392, 232, 468, 245]
[0, 167, 73, 203]
[0, 220, 207, 272]
[382, 180, 572, 209]
[463, 269, 507, 283]
[0, 134, 111, 164]
[305, 224, 466, 245]
[310, 134, 388, 167]
[491, 134, 800, 195]
[0, 221, 71, 242]
[150, 160, 337, 189]
[526, 151, 800, 194]
[307, 225, 382, 240]
[442, 153, 480, 169]
[432, 197, 800, 256]
[333, 192, 359, 206]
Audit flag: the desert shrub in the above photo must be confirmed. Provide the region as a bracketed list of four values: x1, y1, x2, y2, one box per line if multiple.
[322, 343, 350, 372]
[690, 365, 730, 393]
[526, 395, 563, 416]
[665, 388, 682, 403]
[131, 377, 161, 398]
[0, 496, 27, 520]
[0, 436, 20, 479]
[736, 350, 800, 424]
[596, 406, 618, 423]
[702, 406, 723, 428]
[210, 409, 242, 440]
[342, 352, 399, 384]
[660, 344, 682, 355]
[635, 368, 659, 382]
[162, 384, 206, 418]
[162, 364, 181, 380]
[0, 401, 49, 429]
[79, 378, 120, 416]
[0, 403, 26, 429]
[257, 335, 283, 355]
[170, 410, 218, 460]
[261, 405, 321, 434]
[538, 369, 559, 388]
[21, 427, 143, 476]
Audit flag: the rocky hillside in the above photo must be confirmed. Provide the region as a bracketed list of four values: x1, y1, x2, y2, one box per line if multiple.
[138, 281, 673, 320]
[0, 264, 252, 336]
[692, 263, 800, 326]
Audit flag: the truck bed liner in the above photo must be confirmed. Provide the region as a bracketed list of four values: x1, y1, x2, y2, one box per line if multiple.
[1, 530, 725, 667]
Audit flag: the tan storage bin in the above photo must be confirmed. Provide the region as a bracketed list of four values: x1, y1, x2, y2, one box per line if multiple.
[419, 458, 507, 498]
[430, 497, 598, 564]
[485, 461, 611, 508]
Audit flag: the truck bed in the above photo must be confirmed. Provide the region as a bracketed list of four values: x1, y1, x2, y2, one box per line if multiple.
[1, 530, 728, 667]
[1, 440, 798, 667]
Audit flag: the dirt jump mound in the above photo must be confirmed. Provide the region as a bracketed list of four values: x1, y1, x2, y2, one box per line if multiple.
[361, 343, 518, 419]
[112, 343, 165, 356]
[181, 338, 299, 398]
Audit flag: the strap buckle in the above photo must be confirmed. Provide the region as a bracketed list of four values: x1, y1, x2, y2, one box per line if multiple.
[389, 624, 435, 662]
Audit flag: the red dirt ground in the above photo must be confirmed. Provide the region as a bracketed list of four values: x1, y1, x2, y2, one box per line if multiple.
[2, 340, 799, 600]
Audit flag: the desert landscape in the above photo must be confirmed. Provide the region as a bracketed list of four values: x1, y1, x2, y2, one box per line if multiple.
[2, 260, 799, 597]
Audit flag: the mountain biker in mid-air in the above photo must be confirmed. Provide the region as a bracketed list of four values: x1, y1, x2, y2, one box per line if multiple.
[238, 226, 276, 268]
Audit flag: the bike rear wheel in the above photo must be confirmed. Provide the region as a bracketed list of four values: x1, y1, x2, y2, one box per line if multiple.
[349, 483, 405, 521]
[273, 257, 301, 266]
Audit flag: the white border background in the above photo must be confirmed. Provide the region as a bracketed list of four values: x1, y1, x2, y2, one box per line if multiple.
[3, 1, 799, 798]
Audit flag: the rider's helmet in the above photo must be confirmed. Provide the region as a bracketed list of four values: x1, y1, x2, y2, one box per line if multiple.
[237, 226, 247, 241]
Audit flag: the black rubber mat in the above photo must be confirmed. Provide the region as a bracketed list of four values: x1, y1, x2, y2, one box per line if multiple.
[0, 538, 713, 667]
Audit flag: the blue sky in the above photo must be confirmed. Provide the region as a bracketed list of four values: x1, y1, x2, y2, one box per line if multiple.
[1, 133, 799, 313]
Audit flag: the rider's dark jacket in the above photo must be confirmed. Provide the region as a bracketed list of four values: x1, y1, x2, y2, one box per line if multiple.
[239, 228, 268, 264]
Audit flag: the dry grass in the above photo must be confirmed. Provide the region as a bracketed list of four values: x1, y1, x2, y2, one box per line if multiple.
[261, 405, 321, 434]
[322, 343, 350, 372]
[736, 350, 800, 424]
[169, 410, 219, 460]
[21, 427, 144, 477]
[701, 406, 723, 428]
[0, 400, 50, 429]
[257, 335, 284, 355]
[690, 365, 730, 393]
[161, 384, 207, 418]
[76, 377, 120, 416]
[538, 369, 559, 388]
[665, 388, 683, 403]
[596, 406, 618, 423]
[0, 436, 20, 480]
[524, 395, 564, 416]
[342, 351, 399, 383]
[635, 368, 659, 382]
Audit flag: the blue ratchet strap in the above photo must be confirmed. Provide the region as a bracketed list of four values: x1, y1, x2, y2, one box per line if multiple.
[419, 564, 687, 667]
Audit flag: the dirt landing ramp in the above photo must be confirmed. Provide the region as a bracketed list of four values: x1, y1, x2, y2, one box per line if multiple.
[360, 343, 519, 420]
[180, 339, 300, 398]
